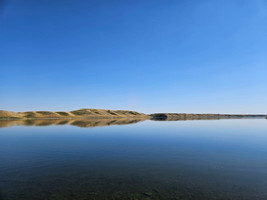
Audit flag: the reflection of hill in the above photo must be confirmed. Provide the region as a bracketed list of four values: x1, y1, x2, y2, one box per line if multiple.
[0, 118, 146, 128]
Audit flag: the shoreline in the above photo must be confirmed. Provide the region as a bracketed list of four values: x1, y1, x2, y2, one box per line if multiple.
[0, 109, 266, 121]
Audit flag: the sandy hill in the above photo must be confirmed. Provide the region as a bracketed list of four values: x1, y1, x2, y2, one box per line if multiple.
[0, 109, 149, 119]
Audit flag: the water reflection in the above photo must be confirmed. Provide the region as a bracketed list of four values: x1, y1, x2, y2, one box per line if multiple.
[1, 119, 267, 200]
[0, 118, 146, 128]
[1, 117, 265, 128]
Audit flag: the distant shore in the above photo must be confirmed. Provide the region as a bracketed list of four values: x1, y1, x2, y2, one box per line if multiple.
[150, 113, 267, 121]
[0, 109, 266, 121]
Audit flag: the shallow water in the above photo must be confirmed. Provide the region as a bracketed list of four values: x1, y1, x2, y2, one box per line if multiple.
[0, 119, 267, 200]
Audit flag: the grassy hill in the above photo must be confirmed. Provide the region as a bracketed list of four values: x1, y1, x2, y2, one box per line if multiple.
[1, 109, 266, 121]
[0, 109, 149, 120]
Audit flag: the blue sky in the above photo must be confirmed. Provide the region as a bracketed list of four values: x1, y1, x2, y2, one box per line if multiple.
[1, 0, 267, 114]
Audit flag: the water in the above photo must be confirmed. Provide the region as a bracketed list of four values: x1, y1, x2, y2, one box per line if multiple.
[0, 119, 267, 200]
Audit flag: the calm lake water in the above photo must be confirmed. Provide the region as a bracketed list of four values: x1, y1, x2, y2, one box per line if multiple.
[0, 119, 267, 200]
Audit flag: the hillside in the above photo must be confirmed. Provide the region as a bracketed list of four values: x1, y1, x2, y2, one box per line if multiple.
[0, 109, 149, 120]
[1, 109, 266, 121]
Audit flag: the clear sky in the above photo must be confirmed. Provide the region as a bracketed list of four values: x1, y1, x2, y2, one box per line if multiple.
[1, 0, 267, 114]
